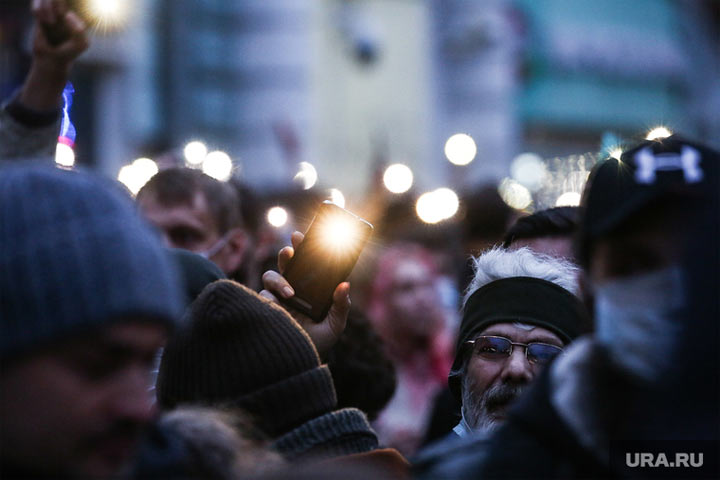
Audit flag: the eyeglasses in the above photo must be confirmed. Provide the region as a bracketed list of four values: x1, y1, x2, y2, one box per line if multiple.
[465, 336, 563, 365]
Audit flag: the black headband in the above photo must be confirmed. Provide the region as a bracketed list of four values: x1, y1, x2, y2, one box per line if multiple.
[448, 277, 590, 402]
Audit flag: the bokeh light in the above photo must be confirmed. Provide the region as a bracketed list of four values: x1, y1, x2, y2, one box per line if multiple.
[555, 191, 582, 207]
[444, 133, 477, 166]
[510, 153, 547, 192]
[646, 126, 672, 141]
[117, 157, 158, 195]
[202, 151, 233, 181]
[329, 188, 346, 208]
[267, 207, 288, 228]
[55, 143, 75, 168]
[293, 162, 318, 190]
[498, 178, 532, 210]
[383, 163, 414, 194]
[183, 141, 207, 166]
[415, 188, 459, 224]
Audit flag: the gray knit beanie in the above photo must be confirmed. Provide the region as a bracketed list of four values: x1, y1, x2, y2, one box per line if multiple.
[0, 165, 184, 359]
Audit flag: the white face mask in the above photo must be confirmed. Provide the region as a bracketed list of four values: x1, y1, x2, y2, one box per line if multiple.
[594, 266, 686, 382]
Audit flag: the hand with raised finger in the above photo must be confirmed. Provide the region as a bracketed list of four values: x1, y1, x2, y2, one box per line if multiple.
[259, 231, 351, 359]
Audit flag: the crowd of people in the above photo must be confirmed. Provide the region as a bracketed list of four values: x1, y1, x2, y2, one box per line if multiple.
[1, 2, 718, 479]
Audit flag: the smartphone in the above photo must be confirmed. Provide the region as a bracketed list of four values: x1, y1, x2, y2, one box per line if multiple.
[282, 201, 373, 321]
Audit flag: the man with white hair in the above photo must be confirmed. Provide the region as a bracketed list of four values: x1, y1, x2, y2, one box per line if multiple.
[449, 247, 590, 436]
[414, 247, 590, 475]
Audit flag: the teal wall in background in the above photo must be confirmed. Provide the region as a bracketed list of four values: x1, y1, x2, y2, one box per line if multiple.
[514, 0, 686, 133]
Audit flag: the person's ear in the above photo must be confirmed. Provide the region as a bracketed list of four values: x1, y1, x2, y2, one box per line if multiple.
[221, 228, 248, 274]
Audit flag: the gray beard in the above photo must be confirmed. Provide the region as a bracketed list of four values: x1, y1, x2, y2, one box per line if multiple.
[462, 376, 527, 434]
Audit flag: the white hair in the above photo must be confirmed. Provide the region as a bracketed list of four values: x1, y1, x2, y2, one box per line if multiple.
[463, 246, 580, 307]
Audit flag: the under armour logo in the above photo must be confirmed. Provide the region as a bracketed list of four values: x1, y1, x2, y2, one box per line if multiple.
[634, 146, 704, 184]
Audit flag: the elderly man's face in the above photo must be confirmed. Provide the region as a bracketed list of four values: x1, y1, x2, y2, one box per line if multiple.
[0, 321, 166, 478]
[462, 322, 563, 433]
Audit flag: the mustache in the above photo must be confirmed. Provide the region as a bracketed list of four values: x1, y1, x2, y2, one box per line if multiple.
[481, 382, 527, 412]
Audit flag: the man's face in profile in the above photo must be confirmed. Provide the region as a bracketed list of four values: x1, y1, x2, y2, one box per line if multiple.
[0, 321, 166, 478]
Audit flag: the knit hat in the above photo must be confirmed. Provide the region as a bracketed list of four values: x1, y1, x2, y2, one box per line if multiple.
[167, 248, 226, 308]
[448, 277, 590, 402]
[157, 279, 338, 437]
[0, 165, 184, 359]
[577, 135, 718, 268]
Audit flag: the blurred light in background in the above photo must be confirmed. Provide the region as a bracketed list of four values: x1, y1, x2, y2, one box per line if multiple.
[117, 157, 158, 195]
[444, 133, 477, 166]
[54, 143, 75, 168]
[498, 178, 532, 210]
[267, 206, 289, 228]
[329, 188, 346, 208]
[383, 163, 413, 193]
[609, 147, 623, 160]
[415, 188, 459, 224]
[555, 191, 582, 207]
[83, 0, 131, 32]
[202, 151, 233, 181]
[646, 126, 672, 141]
[510, 153, 547, 192]
[183, 141, 207, 166]
[294, 162, 318, 190]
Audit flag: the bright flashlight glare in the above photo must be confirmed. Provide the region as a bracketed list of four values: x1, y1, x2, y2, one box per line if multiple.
[510, 153, 547, 192]
[267, 207, 288, 228]
[609, 147, 623, 160]
[184, 141, 207, 166]
[383, 163, 413, 194]
[55, 143, 75, 167]
[85, 0, 130, 31]
[294, 162, 318, 190]
[322, 215, 358, 249]
[555, 191, 581, 207]
[646, 127, 672, 141]
[203, 151, 233, 181]
[444, 133, 477, 166]
[498, 178, 532, 210]
[329, 189, 346, 208]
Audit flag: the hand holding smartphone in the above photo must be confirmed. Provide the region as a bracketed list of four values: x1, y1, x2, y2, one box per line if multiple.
[281, 201, 373, 321]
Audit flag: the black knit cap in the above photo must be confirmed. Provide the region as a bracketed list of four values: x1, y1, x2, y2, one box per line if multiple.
[157, 279, 338, 437]
[448, 277, 591, 402]
[577, 135, 718, 268]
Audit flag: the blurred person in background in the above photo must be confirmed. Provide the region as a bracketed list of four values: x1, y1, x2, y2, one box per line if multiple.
[0, 165, 184, 478]
[0, 0, 88, 160]
[503, 206, 580, 261]
[326, 308, 398, 422]
[137, 168, 248, 277]
[366, 243, 454, 456]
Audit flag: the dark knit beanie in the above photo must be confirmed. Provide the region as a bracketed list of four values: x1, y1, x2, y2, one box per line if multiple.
[0, 165, 184, 359]
[167, 248, 226, 308]
[157, 279, 338, 437]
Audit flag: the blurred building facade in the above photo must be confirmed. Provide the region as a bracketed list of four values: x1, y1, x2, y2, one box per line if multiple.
[2, 0, 718, 202]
